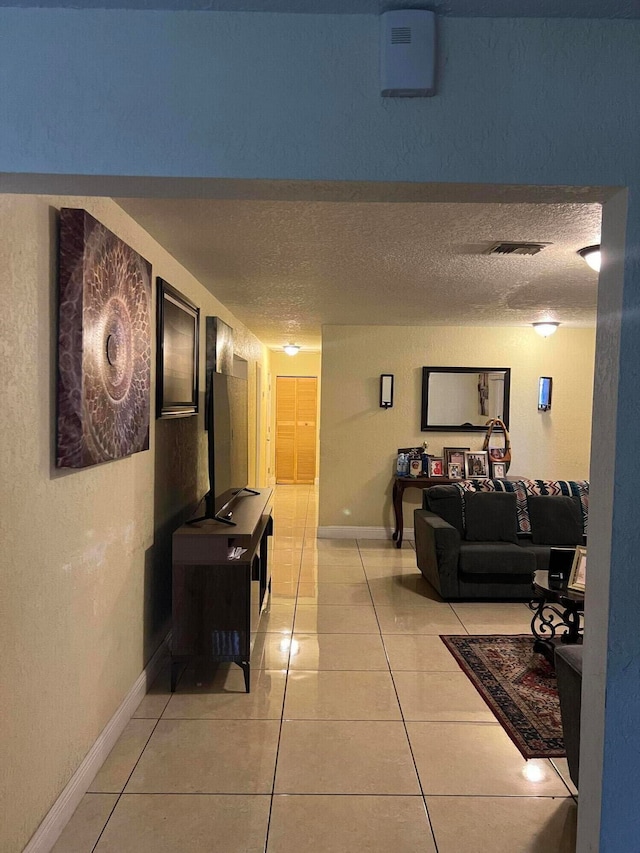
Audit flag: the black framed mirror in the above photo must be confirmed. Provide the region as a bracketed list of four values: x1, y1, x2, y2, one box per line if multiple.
[421, 366, 511, 431]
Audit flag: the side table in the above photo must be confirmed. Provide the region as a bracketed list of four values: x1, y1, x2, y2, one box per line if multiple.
[529, 570, 584, 664]
[392, 475, 455, 549]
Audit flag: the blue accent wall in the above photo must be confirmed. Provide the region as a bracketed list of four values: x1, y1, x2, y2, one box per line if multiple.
[0, 11, 639, 186]
[2, 8, 640, 849]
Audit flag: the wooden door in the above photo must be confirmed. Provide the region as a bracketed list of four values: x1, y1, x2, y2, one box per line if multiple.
[275, 376, 317, 484]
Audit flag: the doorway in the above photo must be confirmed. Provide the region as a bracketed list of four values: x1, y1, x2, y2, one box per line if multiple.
[275, 375, 318, 484]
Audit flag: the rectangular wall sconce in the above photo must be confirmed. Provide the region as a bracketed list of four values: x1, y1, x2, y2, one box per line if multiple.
[380, 374, 394, 408]
[538, 376, 552, 411]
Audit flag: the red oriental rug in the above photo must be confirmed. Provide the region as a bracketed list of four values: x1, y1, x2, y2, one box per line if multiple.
[440, 634, 565, 760]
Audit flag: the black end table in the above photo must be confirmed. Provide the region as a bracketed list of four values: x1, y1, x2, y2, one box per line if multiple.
[529, 570, 584, 664]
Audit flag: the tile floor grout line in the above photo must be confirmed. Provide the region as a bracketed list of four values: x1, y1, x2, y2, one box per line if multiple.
[88, 715, 163, 852]
[358, 539, 442, 853]
[264, 484, 305, 853]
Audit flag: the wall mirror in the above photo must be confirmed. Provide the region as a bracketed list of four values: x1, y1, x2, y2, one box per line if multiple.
[421, 366, 511, 431]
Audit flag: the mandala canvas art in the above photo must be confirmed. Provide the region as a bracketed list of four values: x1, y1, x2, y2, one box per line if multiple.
[56, 209, 152, 468]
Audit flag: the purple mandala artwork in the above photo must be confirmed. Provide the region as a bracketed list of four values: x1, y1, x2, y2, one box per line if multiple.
[57, 209, 152, 468]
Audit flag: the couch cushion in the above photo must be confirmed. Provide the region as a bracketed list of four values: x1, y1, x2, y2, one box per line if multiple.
[526, 544, 553, 571]
[527, 495, 583, 545]
[464, 492, 519, 543]
[458, 542, 536, 574]
[424, 486, 464, 535]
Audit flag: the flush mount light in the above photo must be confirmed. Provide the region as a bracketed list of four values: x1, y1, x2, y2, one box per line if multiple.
[532, 322, 560, 338]
[283, 344, 300, 356]
[578, 245, 601, 272]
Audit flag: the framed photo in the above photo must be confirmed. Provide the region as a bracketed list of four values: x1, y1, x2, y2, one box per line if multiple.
[156, 278, 200, 418]
[491, 462, 506, 479]
[429, 457, 444, 477]
[568, 546, 587, 592]
[448, 462, 463, 479]
[444, 447, 470, 471]
[409, 458, 423, 478]
[464, 450, 489, 478]
[488, 447, 507, 462]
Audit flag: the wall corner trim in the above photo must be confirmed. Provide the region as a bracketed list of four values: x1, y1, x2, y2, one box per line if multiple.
[22, 633, 171, 853]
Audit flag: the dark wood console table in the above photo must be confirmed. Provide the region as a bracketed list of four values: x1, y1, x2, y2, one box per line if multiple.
[171, 487, 273, 692]
[392, 476, 456, 548]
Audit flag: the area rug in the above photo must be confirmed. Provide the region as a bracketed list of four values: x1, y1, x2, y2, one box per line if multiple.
[440, 635, 565, 760]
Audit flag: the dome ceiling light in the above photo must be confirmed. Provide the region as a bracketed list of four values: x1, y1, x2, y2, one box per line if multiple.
[283, 344, 301, 356]
[532, 322, 560, 338]
[578, 245, 601, 272]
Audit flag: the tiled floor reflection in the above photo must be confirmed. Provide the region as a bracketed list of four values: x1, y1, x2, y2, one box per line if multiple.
[56, 485, 576, 853]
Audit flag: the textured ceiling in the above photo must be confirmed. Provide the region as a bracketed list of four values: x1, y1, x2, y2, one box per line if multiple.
[117, 197, 601, 350]
[2, 0, 640, 16]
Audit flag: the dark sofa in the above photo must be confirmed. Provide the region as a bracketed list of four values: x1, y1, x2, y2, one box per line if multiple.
[555, 644, 583, 788]
[413, 481, 587, 600]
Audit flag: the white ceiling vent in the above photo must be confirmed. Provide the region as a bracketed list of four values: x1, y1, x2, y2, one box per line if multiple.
[484, 241, 552, 256]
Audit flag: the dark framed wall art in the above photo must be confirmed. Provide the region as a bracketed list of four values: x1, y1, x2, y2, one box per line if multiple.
[56, 208, 152, 468]
[156, 278, 200, 418]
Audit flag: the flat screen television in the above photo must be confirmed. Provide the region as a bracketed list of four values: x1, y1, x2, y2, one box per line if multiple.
[189, 369, 255, 524]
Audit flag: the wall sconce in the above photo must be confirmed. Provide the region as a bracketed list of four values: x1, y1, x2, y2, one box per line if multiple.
[538, 376, 553, 411]
[380, 374, 394, 408]
[532, 322, 560, 338]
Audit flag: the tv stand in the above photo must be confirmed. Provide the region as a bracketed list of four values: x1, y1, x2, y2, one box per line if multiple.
[171, 487, 273, 692]
[186, 486, 261, 526]
[236, 486, 260, 497]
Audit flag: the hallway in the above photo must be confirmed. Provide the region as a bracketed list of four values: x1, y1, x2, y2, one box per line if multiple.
[53, 485, 577, 852]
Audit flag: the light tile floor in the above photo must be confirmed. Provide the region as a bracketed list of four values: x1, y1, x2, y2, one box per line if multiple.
[53, 485, 577, 853]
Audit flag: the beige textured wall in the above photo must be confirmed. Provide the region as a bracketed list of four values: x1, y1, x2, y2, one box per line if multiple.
[268, 350, 322, 482]
[0, 194, 268, 852]
[319, 325, 595, 530]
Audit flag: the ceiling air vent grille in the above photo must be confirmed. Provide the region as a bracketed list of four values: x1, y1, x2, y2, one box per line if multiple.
[391, 26, 412, 44]
[485, 242, 551, 256]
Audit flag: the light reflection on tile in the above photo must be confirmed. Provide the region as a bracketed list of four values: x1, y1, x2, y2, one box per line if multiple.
[290, 633, 388, 671]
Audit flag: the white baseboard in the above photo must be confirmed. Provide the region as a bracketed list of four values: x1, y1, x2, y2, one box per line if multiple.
[316, 525, 414, 541]
[23, 633, 171, 853]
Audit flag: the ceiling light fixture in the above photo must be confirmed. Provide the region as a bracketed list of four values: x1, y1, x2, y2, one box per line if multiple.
[283, 344, 300, 356]
[578, 245, 601, 272]
[532, 322, 560, 338]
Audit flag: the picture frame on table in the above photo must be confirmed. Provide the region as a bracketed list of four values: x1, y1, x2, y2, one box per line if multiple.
[491, 462, 506, 479]
[568, 546, 587, 592]
[443, 447, 469, 471]
[429, 457, 444, 477]
[464, 450, 489, 478]
[488, 447, 507, 462]
[448, 462, 463, 479]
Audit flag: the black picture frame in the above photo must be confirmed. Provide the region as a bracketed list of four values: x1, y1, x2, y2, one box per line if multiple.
[421, 366, 511, 432]
[156, 278, 200, 418]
